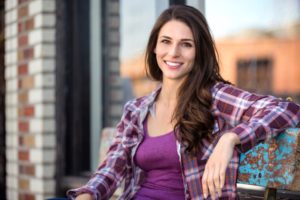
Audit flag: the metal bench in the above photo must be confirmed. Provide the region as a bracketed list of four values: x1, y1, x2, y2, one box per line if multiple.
[238, 128, 300, 200]
[99, 128, 300, 199]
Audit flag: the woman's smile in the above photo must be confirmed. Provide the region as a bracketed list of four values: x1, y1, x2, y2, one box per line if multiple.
[164, 60, 183, 69]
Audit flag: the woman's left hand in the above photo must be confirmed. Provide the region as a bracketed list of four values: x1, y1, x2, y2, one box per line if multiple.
[201, 132, 240, 200]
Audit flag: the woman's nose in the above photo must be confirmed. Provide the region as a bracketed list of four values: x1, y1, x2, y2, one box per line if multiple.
[168, 45, 180, 57]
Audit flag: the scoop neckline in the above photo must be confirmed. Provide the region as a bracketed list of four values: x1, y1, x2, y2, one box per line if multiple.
[143, 119, 174, 138]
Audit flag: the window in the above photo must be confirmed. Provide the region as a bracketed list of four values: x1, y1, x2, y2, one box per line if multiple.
[237, 58, 273, 93]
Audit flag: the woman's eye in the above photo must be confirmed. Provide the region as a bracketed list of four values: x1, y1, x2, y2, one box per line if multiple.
[182, 42, 192, 48]
[161, 39, 170, 44]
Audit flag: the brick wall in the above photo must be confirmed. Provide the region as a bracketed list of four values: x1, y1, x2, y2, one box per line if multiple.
[5, 0, 56, 199]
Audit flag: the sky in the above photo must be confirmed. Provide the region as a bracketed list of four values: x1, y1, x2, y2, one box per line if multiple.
[120, 0, 300, 60]
[206, 0, 300, 38]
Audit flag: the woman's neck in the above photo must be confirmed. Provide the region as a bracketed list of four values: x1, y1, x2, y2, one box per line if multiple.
[158, 80, 182, 107]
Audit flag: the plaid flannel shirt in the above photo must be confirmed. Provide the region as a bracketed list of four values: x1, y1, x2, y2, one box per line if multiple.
[67, 82, 300, 200]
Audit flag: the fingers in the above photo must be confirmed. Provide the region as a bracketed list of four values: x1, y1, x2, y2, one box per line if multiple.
[202, 164, 226, 199]
[202, 166, 217, 200]
[219, 167, 226, 194]
[207, 167, 216, 200]
[214, 165, 222, 197]
[202, 168, 209, 199]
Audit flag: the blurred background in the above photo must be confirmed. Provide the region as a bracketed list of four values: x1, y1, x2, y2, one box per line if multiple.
[1, 0, 300, 199]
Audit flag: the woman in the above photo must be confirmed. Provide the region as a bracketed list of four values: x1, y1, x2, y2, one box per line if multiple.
[67, 5, 300, 200]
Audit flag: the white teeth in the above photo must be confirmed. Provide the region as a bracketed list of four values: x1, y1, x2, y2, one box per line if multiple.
[165, 61, 181, 67]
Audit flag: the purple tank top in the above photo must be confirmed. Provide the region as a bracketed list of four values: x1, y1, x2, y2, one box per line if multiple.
[133, 121, 185, 200]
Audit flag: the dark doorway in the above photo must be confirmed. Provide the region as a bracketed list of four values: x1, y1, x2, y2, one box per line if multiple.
[56, 0, 91, 194]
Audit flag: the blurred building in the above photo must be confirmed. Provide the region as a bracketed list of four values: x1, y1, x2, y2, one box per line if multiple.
[217, 23, 300, 102]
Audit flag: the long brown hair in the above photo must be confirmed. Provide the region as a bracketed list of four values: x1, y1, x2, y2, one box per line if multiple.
[145, 5, 229, 155]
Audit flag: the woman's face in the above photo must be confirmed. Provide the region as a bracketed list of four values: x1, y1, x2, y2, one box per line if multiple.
[155, 20, 196, 83]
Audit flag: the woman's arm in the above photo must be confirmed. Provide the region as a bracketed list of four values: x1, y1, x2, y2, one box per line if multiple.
[213, 83, 300, 152]
[202, 83, 300, 199]
[67, 103, 133, 200]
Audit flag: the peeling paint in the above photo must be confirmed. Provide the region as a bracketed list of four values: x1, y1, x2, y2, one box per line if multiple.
[237, 128, 300, 191]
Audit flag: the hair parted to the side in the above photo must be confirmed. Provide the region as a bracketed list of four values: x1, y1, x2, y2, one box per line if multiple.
[145, 5, 230, 155]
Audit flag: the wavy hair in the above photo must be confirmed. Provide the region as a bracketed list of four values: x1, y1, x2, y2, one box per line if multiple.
[145, 5, 230, 155]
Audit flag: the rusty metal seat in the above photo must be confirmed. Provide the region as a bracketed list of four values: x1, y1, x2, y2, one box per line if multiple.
[238, 128, 300, 200]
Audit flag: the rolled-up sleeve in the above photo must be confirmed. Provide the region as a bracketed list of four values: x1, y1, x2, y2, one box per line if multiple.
[213, 83, 300, 153]
[67, 103, 132, 200]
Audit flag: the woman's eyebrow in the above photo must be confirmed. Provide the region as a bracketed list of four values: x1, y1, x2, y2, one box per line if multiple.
[181, 38, 194, 42]
[159, 35, 194, 42]
[159, 35, 172, 39]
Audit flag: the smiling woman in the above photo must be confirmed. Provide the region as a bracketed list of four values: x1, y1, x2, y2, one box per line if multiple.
[67, 5, 300, 200]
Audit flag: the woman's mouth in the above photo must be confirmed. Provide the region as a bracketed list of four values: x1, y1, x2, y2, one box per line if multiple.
[165, 61, 183, 69]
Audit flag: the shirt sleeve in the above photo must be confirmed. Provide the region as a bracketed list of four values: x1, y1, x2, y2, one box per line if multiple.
[214, 83, 300, 153]
[66, 102, 133, 200]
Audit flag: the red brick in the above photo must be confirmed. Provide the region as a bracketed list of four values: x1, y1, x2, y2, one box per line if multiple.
[18, 92, 28, 104]
[18, 21, 24, 33]
[18, 64, 28, 75]
[18, 150, 29, 161]
[18, 48, 34, 61]
[18, 193, 35, 200]
[24, 106, 34, 116]
[19, 135, 36, 147]
[18, 49, 24, 61]
[18, 121, 29, 132]
[18, 6, 28, 18]
[24, 48, 34, 59]
[19, 76, 34, 89]
[18, 35, 28, 47]
[24, 135, 35, 147]
[19, 136, 24, 145]
[19, 165, 35, 176]
[18, 177, 29, 189]
[25, 18, 34, 31]
[18, 107, 25, 116]
[18, 106, 35, 117]
[18, 79, 22, 88]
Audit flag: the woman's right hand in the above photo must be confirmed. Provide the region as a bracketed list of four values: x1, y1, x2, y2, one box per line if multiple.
[75, 193, 93, 200]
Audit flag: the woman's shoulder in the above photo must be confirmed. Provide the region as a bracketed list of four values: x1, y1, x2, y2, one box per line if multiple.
[123, 87, 160, 111]
[123, 95, 150, 111]
[212, 81, 255, 96]
[211, 81, 237, 95]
